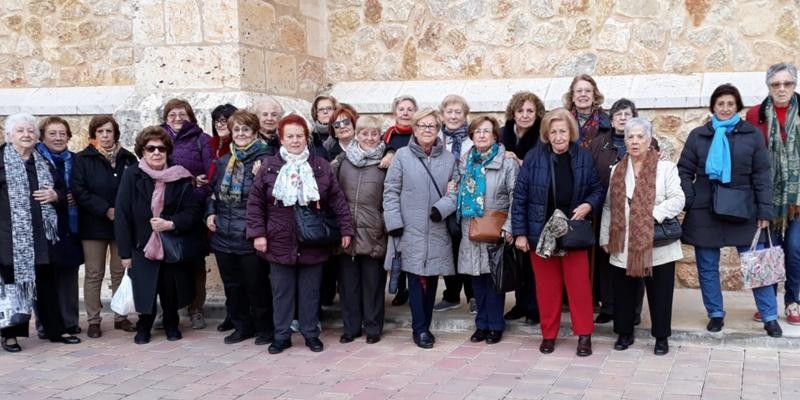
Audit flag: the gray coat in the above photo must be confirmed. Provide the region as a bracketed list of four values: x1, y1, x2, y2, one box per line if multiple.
[383, 136, 459, 276]
[457, 145, 519, 276]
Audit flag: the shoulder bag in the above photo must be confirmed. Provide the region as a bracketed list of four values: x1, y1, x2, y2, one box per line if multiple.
[653, 217, 682, 247]
[294, 202, 341, 247]
[417, 157, 461, 238]
[469, 209, 508, 243]
[711, 183, 755, 223]
[550, 158, 595, 250]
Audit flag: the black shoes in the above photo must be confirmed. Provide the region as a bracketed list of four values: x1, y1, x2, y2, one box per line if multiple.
[366, 335, 381, 344]
[764, 320, 783, 338]
[254, 333, 274, 345]
[470, 329, 488, 343]
[2, 337, 22, 352]
[576, 335, 592, 357]
[414, 332, 434, 349]
[224, 330, 254, 344]
[50, 334, 81, 344]
[134, 332, 151, 345]
[524, 314, 541, 325]
[340, 332, 362, 343]
[217, 317, 234, 332]
[654, 338, 669, 355]
[706, 317, 724, 332]
[392, 289, 409, 306]
[594, 313, 613, 324]
[66, 326, 82, 334]
[305, 337, 324, 352]
[539, 339, 555, 354]
[486, 330, 503, 344]
[268, 339, 292, 354]
[504, 306, 526, 320]
[166, 329, 182, 342]
[614, 334, 634, 351]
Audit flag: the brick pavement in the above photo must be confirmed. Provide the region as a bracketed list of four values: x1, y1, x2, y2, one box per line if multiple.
[2, 317, 800, 400]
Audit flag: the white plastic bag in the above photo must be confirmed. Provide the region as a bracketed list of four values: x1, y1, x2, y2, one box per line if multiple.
[110, 269, 136, 315]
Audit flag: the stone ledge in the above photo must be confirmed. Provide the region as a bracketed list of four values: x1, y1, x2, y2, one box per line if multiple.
[330, 72, 769, 113]
[0, 86, 136, 116]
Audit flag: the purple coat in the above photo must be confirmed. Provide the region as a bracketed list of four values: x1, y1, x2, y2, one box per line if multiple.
[163, 122, 213, 198]
[246, 154, 354, 266]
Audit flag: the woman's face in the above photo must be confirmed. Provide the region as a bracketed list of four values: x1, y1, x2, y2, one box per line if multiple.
[472, 120, 496, 152]
[143, 139, 168, 170]
[442, 102, 467, 131]
[625, 126, 649, 158]
[356, 128, 381, 151]
[281, 123, 308, 155]
[713, 94, 738, 121]
[231, 122, 256, 148]
[768, 70, 797, 107]
[394, 100, 416, 127]
[95, 122, 116, 149]
[259, 103, 281, 132]
[548, 120, 571, 154]
[572, 80, 595, 113]
[611, 107, 633, 133]
[332, 115, 354, 143]
[42, 123, 69, 153]
[514, 100, 536, 130]
[214, 116, 230, 138]
[10, 120, 38, 153]
[166, 107, 189, 132]
[315, 99, 335, 124]
[413, 115, 439, 148]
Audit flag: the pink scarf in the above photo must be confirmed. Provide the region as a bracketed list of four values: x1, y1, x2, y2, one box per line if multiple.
[138, 159, 193, 261]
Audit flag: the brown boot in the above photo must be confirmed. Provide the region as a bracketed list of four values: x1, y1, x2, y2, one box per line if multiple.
[87, 323, 102, 338]
[114, 319, 136, 332]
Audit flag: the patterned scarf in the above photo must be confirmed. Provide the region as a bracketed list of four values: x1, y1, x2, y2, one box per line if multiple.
[767, 95, 800, 229]
[36, 143, 78, 234]
[219, 140, 266, 203]
[345, 140, 385, 167]
[608, 150, 659, 277]
[458, 144, 500, 219]
[92, 141, 120, 168]
[2, 144, 60, 317]
[573, 108, 601, 147]
[442, 124, 468, 161]
[705, 114, 740, 184]
[138, 159, 193, 261]
[273, 146, 320, 206]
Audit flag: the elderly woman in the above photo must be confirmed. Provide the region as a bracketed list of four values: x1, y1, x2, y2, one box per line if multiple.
[328, 107, 358, 161]
[34, 117, 84, 340]
[73, 115, 139, 338]
[115, 127, 203, 344]
[512, 108, 604, 356]
[333, 116, 388, 344]
[160, 98, 213, 330]
[310, 95, 337, 161]
[746, 62, 800, 326]
[252, 96, 283, 151]
[679, 84, 781, 337]
[384, 108, 459, 349]
[600, 118, 685, 356]
[1, 113, 78, 352]
[563, 74, 612, 147]
[457, 116, 518, 345]
[246, 115, 353, 354]
[207, 110, 273, 345]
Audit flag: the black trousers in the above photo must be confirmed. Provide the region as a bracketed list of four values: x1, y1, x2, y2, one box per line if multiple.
[2, 264, 67, 339]
[271, 262, 323, 341]
[36, 264, 80, 336]
[407, 272, 438, 336]
[595, 249, 645, 315]
[337, 255, 386, 337]
[511, 251, 539, 317]
[321, 258, 338, 306]
[611, 262, 675, 338]
[137, 263, 181, 336]
[215, 252, 274, 336]
[442, 235, 473, 303]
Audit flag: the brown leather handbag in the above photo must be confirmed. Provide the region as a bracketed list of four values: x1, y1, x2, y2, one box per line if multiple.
[468, 209, 508, 243]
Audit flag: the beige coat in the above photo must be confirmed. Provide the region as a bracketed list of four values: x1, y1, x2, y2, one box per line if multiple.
[599, 159, 685, 269]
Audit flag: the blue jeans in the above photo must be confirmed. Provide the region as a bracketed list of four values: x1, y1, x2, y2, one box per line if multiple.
[777, 219, 800, 306]
[694, 245, 778, 322]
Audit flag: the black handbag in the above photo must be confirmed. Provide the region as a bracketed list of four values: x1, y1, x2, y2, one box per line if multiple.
[161, 231, 203, 264]
[711, 183, 754, 223]
[550, 159, 595, 250]
[487, 241, 520, 293]
[294, 203, 341, 247]
[388, 239, 402, 294]
[653, 217, 682, 247]
[417, 157, 461, 238]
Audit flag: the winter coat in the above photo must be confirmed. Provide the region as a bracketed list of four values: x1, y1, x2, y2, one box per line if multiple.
[588, 130, 660, 189]
[72, 145, 138, 240]
[599, 159, 685, 269]
[457, 145, 519, 276]
[745, 93, 800, 143]
[501, 119, 541, 161]
[207, 146, 271, 255]
[246, 154, 354, 266]
[163, 122, 213, 198]
[383, 136, 459, 276]
[677, 120, 773, 247]
[511, 142, 605, 245]
[114, 164, 203, 314]
[48, 152, 84, 268]
[333, 157, 388, 259]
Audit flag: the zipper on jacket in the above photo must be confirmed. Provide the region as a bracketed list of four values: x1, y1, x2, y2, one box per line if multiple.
[351, 168, 363, 261]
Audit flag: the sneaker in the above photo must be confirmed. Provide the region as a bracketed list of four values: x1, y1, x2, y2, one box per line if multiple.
[190, 313, 206, 330]
[290, 320, 300, 332]
[469, 298, 478, 314]
[753, 312, 762, 322]
[786, 303, 800, 325]
[433, 300, 460, 312]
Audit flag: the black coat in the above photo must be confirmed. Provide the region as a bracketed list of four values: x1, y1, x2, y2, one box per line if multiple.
[72, 145, 138, 240]
[501, 119, 541, 161]
[48, 152, 84, 268]
[678, 120, 773, 247]
[114, 165, 203, 313]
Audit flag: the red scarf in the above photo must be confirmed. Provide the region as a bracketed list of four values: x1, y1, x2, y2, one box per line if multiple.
[383, 123, 413, 144]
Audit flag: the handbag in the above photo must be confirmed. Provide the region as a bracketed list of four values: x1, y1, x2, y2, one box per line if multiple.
[653, 217, 682, 247]
[550, 159, 595, 250]
[711, 183, 755, 223]
[487, 241, 520, 293]
[388, 238, 402, 295]
[417, 157, 461, 238]
[110, 269, 136, 315]
[740, 228, 786, 289]
[161, 231, 203, 264]
[468, 210, 508, 243]
[294, 203, 341, 247]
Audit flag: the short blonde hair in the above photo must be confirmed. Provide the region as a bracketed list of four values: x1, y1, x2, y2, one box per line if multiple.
[540, 108, 579, 144]
[356, 115, 381, 134]
[439, 94, 470, 115]
[411, 108, 442, 128]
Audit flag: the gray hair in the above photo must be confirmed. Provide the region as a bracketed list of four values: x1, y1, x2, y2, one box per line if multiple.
[3, 113, 39, 142]
[392, 95, 417, 113]
[623, 117, 652, 140]
[250, 96, 285, 116]
[766, 63, 798, 84]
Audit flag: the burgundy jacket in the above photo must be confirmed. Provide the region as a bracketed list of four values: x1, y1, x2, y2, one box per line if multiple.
[246, 154, 354, 265]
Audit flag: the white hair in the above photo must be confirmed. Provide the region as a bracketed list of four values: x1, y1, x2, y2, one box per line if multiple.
[3, 113, 39, 142]
[623, 117, 652, 141]
[250, 96, 285, 116]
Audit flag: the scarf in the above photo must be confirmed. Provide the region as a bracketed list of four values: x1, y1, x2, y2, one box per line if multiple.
[535, 209, 569, 259]
[91, 141, 120, 168]
[383, 123, 414, 144]
[2, 145, 60, 317]
[36, 143, 78, 234]
[442, 124, 468, 160]
[314, 122, 331, 144]
[612, 133, 627, 159]
[608, 150, 659, 277]
[219, 140, 266, 203]
[767, 95, 800, 229]
[273, 146, 320, 206]
[572, 108, 602, 147]
[345, 140, 385, 167]
[138, 159, 193, 261]
[705, 114, 740, 184]
[458, 144, 499, 219]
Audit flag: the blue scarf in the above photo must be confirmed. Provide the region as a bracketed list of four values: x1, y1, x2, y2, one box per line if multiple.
[442, 124, 468, 161]
[705, 114, 741, 184]
[458, 144, 500, 219]
[36, 143, 78, 234]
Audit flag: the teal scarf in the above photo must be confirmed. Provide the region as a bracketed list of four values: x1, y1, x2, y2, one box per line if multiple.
[219, 140, 266, 203]
[458, 144, 499, 219]
[705, 114, 741, 184]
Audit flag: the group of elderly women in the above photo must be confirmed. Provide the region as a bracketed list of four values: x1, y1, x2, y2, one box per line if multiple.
[2, 64, 799, 357]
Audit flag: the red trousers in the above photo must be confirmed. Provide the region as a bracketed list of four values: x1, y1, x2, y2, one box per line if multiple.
[531, 250, 594, 339]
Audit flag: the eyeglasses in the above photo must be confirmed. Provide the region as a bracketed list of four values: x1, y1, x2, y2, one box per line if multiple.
[473, 128, 493, 136]
[613, 111, 633, 119]
[317, 106, 334, 114]
[214, 118, 228, 126]
[332, 119, 352, 129]
[415, 124, 438, 131]
[167, 113, 188, 120]
[769, 81, 797, 89]
[144, 145, 167, 153]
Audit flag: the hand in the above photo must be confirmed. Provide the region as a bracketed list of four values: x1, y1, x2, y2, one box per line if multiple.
[571, 203, 592, 220]
[196, 174, 209, 187]
[66, 192, 75, 205]
[758, 219, 770, 229]
[252, 160, 262, 176]
[515, 236, 529, 252]
[206, 214, 216, 232]
[503, 230, 513, 243]
[601, 245, 609, 254]
[33, 187, 58, 204]
[254, 237, 267, 253]
[121, 258, 132, 269]
[447, 180, 458, 193]
[341, 235, 352, 249]
[429, 208, 442, 222]
[106, 208, 115, 221]
[379, 152, 394, 169]
[150, 217, 174, 232]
